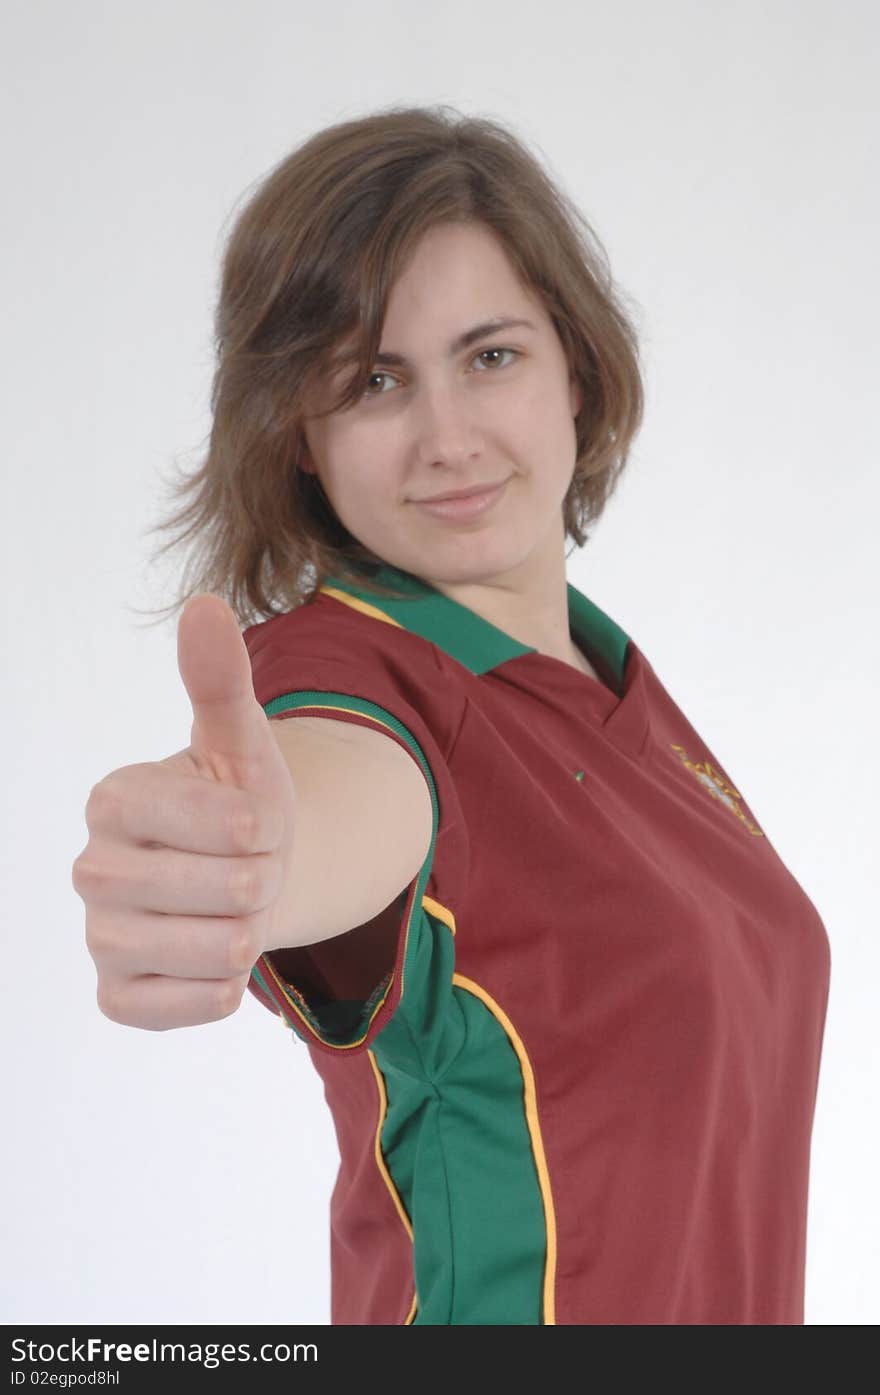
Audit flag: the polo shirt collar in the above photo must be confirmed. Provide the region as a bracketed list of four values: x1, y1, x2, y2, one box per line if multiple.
[321, 561, 631, 686]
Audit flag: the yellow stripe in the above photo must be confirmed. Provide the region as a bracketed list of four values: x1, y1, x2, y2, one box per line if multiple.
[319, 585, 405, 628]
[367, 1050, 418, 1325]
[451, 973, 557, 1325]
[422, 894, 456, 936]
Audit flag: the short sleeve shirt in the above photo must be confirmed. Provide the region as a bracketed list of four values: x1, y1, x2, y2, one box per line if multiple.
[243, 561, 831, 1326]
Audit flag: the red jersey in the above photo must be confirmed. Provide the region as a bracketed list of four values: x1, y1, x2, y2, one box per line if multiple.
[244, 561, 831, 1325]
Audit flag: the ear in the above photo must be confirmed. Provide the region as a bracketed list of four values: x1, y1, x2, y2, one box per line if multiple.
[297, 437, 317, 475]
[569, 373, 583, 419]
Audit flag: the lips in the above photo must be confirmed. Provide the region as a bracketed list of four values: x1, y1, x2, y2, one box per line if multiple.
[415, 481, 506, 503]
[411, 476, 510, 520]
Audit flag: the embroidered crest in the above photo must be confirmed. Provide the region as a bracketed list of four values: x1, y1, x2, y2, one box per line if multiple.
[670, 744, 764, 837]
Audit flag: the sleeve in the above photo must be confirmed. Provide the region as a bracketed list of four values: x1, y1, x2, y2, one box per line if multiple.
[241, 601, 470, 1062]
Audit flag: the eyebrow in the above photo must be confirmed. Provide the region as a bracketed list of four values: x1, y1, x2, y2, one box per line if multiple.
[335, 317, 537, 371]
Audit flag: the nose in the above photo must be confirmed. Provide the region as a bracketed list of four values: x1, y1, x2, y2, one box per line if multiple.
[408, 373, 484, 469]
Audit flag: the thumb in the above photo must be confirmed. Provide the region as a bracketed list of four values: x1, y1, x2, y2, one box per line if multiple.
[177, 593, 280, 789]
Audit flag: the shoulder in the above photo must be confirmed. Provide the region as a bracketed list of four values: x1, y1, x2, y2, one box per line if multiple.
[244, 588, 442, 671]
[242, 589, 468, 761]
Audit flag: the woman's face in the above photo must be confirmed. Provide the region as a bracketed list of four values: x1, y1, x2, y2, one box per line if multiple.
[299, 220, 583, 587]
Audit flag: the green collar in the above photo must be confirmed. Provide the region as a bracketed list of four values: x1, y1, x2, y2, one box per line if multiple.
[321, 562, 631, 685]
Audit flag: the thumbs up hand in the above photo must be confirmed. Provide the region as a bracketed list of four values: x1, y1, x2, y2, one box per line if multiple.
[72, 594, 297, 1031]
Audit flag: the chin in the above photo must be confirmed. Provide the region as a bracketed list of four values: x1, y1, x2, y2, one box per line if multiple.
[414, 539, 529, 586]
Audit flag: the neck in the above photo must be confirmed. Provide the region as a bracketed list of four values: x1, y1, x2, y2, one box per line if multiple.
[424, 540, 571, 658]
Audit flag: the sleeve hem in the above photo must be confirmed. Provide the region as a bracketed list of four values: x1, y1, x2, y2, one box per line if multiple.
[247, 689, 440, 1054]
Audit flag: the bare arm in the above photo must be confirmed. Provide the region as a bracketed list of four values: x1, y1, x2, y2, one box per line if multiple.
[264, 713, 434, 951]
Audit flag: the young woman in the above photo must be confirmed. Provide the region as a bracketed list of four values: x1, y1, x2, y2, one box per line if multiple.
[73, 105, 831, 1325]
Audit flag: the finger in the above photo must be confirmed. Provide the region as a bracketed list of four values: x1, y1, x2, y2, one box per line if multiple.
[85, 907, 266, 980]
[96, 970, 252, 1032]
[75, 842, 284, 917]
[88, 762, 284, 856]
[177, 594, 277, 787]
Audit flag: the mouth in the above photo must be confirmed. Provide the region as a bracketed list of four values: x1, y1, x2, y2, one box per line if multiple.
[411, 476, 510, 521]
[413, 479, 508, 503]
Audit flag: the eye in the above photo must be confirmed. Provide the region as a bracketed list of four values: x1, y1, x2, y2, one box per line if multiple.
[362, 345, 520, 398]
[362, 370, 397, 398]
[472, 346, 519, 372]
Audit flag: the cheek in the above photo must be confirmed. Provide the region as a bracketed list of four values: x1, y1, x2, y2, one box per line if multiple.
[324, 451, 394, 521]
[331, 418, 408, 493]
[504, 380, 571, 452]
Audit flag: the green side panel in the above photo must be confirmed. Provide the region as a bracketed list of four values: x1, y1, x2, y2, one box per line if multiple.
[258, 690, 439, 1047]
[375, 970, 548, 1325]
[261, 687, 549, 1322]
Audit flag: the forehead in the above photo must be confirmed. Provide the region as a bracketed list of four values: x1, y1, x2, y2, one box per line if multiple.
[397, 219, 520, 273]
[328, 230, 541, 364]
[387, 222, 534, 312]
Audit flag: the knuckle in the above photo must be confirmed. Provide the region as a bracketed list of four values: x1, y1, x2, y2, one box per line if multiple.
[229, 801, 261, 854]
[84, 913, 119, 966]
[83, 916, 103, 961]
[225, 923, 260, 977]
[226, 864, 259, 914]
[71, 853, 106, 899]
[215, 975, 247, 1018]
[70, 853, 88, 896]
[95, 977, 123, 1024]
[85, 776, 120, 829]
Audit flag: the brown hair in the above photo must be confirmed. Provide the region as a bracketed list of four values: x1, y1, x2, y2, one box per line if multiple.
[134, 102, 644, 631]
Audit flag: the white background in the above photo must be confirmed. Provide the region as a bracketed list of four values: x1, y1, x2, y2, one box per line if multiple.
[2, 0, 877, 1326]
